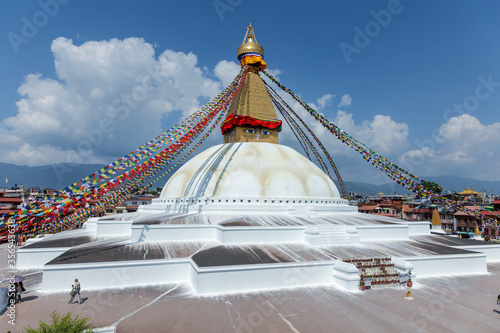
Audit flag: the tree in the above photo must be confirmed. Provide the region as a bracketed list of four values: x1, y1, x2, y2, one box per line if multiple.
[25, 311, 94, 333]
[421, 181, 443, 194]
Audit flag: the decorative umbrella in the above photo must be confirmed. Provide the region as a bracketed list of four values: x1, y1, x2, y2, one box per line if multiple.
[13, 275, 25, 283]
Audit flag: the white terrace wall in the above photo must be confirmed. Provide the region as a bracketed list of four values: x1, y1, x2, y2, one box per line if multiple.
[398, 253, 487, 276]
[454, 244, 500, 262]
[194, 261, 335, 295]
[17, 247, 71, 269]
[355, 225, 409, 241]
[130, 224, 217, 242]
[131, 224, 305, 244]
[41, 259, 191, 292]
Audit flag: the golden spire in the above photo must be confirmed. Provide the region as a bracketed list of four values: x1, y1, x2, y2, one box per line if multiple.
[221, 24, 279, 144]
[237, 23, 267, 70]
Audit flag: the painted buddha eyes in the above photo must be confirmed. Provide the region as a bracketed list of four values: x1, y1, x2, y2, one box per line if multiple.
[244, 129, 271, 135]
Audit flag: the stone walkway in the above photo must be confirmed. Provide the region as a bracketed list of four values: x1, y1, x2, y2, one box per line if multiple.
[1, 243, 500, 332]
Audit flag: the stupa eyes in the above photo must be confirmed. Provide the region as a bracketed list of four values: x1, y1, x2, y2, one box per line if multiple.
[243, 129, 271, 135]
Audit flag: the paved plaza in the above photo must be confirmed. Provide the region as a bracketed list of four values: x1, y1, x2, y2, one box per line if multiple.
[1, 243, 499, 333]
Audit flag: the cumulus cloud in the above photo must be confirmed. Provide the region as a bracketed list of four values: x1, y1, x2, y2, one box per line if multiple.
[333, 111, 409, 155]
[0, 37, 226, 166]
[317, 94, 334, 110]
[338, 94, 352, 107]
[309, 94, 334, 111]
[6, 36, 494, 184]
[214, 60, 240, 87]
[400, 114, 500, 180]
[271, 89, 410, 183]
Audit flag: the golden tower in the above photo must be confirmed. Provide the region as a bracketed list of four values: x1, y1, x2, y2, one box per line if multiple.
[222, 24, 281, 144]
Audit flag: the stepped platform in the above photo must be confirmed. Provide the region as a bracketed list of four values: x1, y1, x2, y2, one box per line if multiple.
[15, 213, 499, 295]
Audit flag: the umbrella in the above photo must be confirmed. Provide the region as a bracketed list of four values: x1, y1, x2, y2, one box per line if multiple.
[13, 275, 25, 283]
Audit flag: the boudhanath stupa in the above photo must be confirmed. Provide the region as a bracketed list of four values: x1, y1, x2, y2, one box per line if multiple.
[16, 25, 500, 297]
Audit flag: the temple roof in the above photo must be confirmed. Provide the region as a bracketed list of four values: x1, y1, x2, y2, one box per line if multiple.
[457, 187, 480, 195]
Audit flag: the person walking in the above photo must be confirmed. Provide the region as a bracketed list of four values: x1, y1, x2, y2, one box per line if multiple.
[15, 282, 23, 303]
[68, 278, 82, 304]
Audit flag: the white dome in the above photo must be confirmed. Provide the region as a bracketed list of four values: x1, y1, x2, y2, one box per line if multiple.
[160, 142, 341, 199]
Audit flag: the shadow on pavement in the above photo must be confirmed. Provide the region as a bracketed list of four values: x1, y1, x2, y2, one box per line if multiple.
[20, 295, 38, 302]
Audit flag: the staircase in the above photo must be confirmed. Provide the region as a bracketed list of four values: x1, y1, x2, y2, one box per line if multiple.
[304, 226, 353, 246]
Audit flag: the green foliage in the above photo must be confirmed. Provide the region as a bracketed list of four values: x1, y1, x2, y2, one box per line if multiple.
[25, 311, 94, 333]
[421, 181, 443, 194]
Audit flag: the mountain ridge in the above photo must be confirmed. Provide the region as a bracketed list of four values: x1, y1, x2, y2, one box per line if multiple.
[0, 162, 498, 195]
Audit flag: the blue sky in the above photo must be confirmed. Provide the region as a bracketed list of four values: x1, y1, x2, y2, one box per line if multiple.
[1, 0, 499, 185]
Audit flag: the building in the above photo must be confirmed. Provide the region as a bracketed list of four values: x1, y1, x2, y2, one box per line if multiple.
[123, 196, 157, 213]
[15, 25, 500, 319]
[0, 187, 24, 216]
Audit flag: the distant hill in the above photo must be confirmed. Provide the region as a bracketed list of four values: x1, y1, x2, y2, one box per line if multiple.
[0, 162, 106, 190]
[341, 175, 500, 196]
[339, 181, 413, 196]
[422, 175, 500, 194]
[1, 162, 498, 195]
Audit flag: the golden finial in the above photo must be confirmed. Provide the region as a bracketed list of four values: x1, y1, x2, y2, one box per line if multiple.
[242, 23, 258, 44]
[237, 23, 264, 60]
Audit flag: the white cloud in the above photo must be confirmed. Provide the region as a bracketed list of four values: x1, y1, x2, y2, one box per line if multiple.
[317, 94, 334, 110]
[333, 111, 409, 155]
[273, 91, 410, 183]
[7, 36, 496, 184]
[0, 37, 227, 166]
[266, 68, 281, 79]
[214, 60, 240, 87]
[337, 94, 352, 107]
[400, 114, 500, 180]
[309, 94, 334, 111]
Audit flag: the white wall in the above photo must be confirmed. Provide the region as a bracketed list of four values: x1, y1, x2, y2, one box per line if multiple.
[41, 259, 192, 292]
[356, 225, 409, 241]
[405, 221, 431, 235]
[398, 253, 487, 276]
[454, 245, 500, 262]
[216, 226, 304, 244]
[96, 219, 135, 236]
[17, 247, 71, 269]
[131, 224, 305, 244]
[331, 260, 360, 291]
[40, 256, 337, 295]
[130, 225, 217, 242]
[194, 261, 335, 295]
